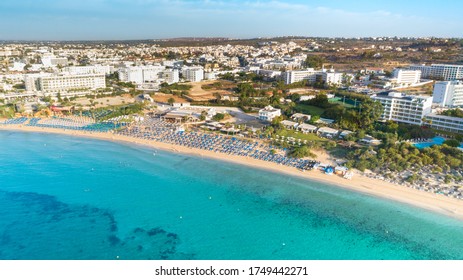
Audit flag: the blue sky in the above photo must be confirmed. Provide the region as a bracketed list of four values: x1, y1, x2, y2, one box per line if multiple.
[0, 0, 462, 40]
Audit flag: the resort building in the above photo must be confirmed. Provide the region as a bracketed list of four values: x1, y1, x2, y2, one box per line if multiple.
[359, 135, 382, 145]
[409, 64, 463, 80]
[291, 113, 311, 122]
[371, 92, 433, 125]
[315, 118, 335, 125]
[317, 127, 339, 138]
[118, 65, 166, 84]
[281, 120, 298, 129]
[25, 73, 106, 92]
[283, 69, 317, 84]
[391, 69, 421, 86]
[182, 67, 204, 82]
[424, 113, 463, 134]
[432, 81, 463, 107]
[298, 123, 317, 134]
[258, 106, 281, 121]
[63, 65, 112, 75]
[339, 130, 353, 139]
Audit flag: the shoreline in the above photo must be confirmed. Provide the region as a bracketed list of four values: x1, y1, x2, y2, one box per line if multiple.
[2, 124, 463, 221]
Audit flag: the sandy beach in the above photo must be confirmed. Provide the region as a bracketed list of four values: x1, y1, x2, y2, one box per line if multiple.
[2, 124, 463, 220]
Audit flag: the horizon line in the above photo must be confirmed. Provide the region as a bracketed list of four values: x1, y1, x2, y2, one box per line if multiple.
[1, 35, 462, 43]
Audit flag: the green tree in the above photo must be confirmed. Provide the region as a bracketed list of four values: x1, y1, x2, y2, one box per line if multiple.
[167, 97, 175, 105]
[271, 116, 284, 129]
[441, 108, 463, 118]
[213, 113, 225, 121]
[305, 55, 325, 69]
[289, 145, 316, 158]
[199, 111, 207, 121]
[444, 139, 460, 147]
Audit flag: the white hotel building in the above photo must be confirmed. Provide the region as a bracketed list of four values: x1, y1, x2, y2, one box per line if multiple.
[371, 92, 432, 126]
[392, 69, 421, 86]
[118, 65, 166, 84]
[425, 113, 463, 134]
[63, 65, 112, 75]
[284, 69, 343, 85]
[409, 64, 463, 80]
[283, 68, 317, 84]
[433, 80, 463, 108]
[25, 73, 106, 92]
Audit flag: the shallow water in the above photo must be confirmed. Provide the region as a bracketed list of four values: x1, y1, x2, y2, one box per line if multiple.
[0, 131, 462, 260]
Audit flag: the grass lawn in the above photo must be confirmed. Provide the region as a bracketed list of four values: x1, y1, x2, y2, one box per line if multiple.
[276, 128, 328, 143]
[294, 104, 325, 116]
[329, 97, 356, 108]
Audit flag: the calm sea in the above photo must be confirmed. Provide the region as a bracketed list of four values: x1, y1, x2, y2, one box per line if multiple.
[0, 131, 462, 260]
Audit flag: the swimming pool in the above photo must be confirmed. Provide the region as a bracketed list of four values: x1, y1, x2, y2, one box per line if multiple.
[413, 136, 463, 149]
[413, 136, 446, 149]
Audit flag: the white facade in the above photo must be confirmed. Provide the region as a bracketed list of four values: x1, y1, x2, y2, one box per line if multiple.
[204, 72, 218, 80]
[425, 113, 463, 134]
[322, 72, 343, 85]
[409, 64, 463, 81]
[371, 92, 432, 125]
[25, 73, 51, 92]
[41, 55, 68, 67]
[10, 62, 26, 72]
[118, 65, 165, 84]
[258, 106, 281, 121]
[433, 81, 463, 107]
[25, 73, 105, 92]
[283, 69, 317, 84]
[64, 65, 111, 75]
[392, 69, 421, 86]
[257, 69, 282, 80]
[182, 67, 204, 82]
[161, 69, 179, 84]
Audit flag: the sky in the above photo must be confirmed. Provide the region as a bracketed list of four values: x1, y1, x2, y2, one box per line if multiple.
[0, 0, 462, 40]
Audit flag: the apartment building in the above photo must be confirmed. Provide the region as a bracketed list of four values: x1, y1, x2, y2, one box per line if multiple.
[409, 64, 463, 80]
[433, 80, 463, 107]
[371, 92, 432, 125]
[182, 67, 204, 82]
[161, 69, 179, 84]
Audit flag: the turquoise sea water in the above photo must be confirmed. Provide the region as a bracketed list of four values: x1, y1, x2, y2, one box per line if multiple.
[1, 131, 463, 260]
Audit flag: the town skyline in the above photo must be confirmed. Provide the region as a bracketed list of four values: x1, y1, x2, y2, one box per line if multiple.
[1, 0, 462, 40]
